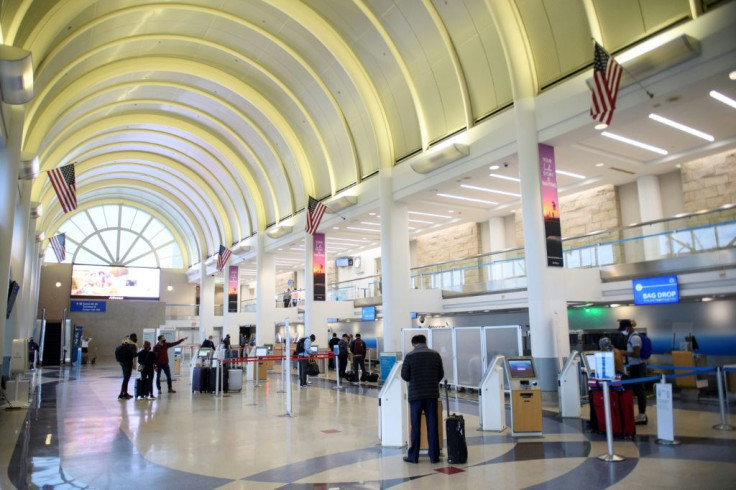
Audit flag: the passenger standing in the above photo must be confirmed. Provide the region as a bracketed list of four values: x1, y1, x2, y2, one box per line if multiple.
[400, 334, 444, 464]
[201, 335, 215, 350]
[136, 341, 157, 400]
[81, 337, 92, 364]
[117, 333, 138, 400]
[153, 335, 187, 394]
[328, 333, 339, 370]
[619, 319, 648, 424]
[350, 333, 367, 385]
[223, 334, 232, 358]
[298, 334, 315, 388]
[283, 288, 292, 307]
[338, 334, 349, 380]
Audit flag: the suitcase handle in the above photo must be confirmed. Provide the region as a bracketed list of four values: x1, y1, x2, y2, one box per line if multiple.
[444, 379, 450, 419]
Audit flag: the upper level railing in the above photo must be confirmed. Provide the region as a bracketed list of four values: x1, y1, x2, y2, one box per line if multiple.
[325, 205, 736, 298]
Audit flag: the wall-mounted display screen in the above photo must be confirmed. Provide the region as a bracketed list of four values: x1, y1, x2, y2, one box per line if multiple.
[335, 256, 353, 267]
[361, 305, 376, 321]
[71, 264, 160, 299]
[507, 359, 536, 378]
[633, 275, 679, 305]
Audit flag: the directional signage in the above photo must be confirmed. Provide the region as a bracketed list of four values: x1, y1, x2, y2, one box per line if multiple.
[633, 275, 679, 305]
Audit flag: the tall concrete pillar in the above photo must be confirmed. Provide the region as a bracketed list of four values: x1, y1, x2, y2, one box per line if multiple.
[488, 216, 507, 252]
[199, 261, 215, 343]
[637, 175, 665, 260]
[256, 234, 276, 345]
[379, 167, 411, 352]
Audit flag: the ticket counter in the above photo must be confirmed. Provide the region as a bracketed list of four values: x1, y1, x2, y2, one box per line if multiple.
[505, 356, 543, 437]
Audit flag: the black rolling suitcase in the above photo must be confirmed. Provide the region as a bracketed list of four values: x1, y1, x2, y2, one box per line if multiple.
[135, 377, 151, 398]
[192, 367, 210, 393]
[444, 380, 468, 464]
[209, 367, 229, 393]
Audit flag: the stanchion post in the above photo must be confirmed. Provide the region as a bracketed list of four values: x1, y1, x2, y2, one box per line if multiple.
[713, 366, 735, 431]
[655, 374, 680, 445]
[597, 380, 625, 462]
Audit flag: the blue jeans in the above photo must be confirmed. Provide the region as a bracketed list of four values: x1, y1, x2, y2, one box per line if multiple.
[156, 363, 172, 391]
[407, 398, 440, 462]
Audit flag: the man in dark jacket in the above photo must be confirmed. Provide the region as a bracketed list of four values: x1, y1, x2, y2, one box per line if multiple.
[153, 334, 187, 394]
[117, 333, 138, 400]
[400, 334, 444, 464]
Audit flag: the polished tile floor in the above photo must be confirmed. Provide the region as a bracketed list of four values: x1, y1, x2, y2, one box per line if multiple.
[2, 363, 735, 489]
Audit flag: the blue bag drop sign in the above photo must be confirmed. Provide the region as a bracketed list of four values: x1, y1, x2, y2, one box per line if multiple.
[70, 300, 107, 312]
[633, 275, 679, 305]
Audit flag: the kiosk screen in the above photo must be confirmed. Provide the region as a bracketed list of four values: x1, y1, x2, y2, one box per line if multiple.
[255, 347, 268, 357]
[585, 353, 597, 374]
[508, 359, 535, 378]
[197, 348, 213, 358]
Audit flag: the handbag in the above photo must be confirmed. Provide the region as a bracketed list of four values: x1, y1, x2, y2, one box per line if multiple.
[306, 360, 320, 376]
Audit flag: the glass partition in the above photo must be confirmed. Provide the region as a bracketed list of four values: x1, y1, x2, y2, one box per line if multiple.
[454, 327, 483, 388]
[430, 328, 453, 385]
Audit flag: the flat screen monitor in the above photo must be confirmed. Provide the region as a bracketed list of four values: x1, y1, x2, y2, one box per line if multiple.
[507, 358, 536, 378]
[255, 347, 268, 357]
[71, 264, 161, 299]
[197, 348, 213, 358]
[309, 345, 318, 353]
[632, 275, 679, 305]
[361, 305, 376, 321]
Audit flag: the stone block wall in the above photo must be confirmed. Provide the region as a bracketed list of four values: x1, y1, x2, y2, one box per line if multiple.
[414, 221, 481, 266]
[681, 149, 736, 212]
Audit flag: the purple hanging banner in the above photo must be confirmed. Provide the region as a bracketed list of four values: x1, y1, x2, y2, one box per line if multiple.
[228, 265, 238, 312]
[539, 144, 563, 267]
[313, 233, 326, 301]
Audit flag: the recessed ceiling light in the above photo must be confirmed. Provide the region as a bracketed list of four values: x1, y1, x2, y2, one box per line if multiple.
[333, 226, 339, 230]
[409, 210, 451, 219]
[489, 173, 520, 182]
[649, 113, 714, 141]
[489, 165, 500, 170]
[556, 170, 586, 179]
[595, 162, 605, 167]
[448, 210, 455, 214]
[710, 90, 736, 109]
[360, 221, 381, 226]
[345, 226, 381, 233]
[601, 131, 668, 155]
[460, 184, 521, 197]
[436, 193, 497, 205]
[729, 70, 736, 80]
[595, 123, 608, 130]
[701, 297, 714, 302]
[369, 212, 376, 216]
[408, 218, 433, 224]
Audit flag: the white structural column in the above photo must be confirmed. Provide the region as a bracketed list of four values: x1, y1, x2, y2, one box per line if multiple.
[489, 216, 507, 252]
[303, 235, 314, 338]
[637, 175, 665, 260]
[10, 180, 33, 341]
[256, 234, 276, 346]
[379, 167, 411, 352]
[0, 104, 25, 366]
[199, 261, 216, 343]
[489, 0, 570, 391]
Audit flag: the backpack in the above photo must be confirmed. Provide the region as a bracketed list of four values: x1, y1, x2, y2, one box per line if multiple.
[295, 337, 306, 355]
[353, 338, 366, 356]
[632, 333, 653, 360]
[115, 343, 125, 362]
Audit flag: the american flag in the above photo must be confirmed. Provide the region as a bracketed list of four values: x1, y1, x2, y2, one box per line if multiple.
[305, 196, 327, 235]
[216, 244, 231, 271]
[48, 164, 77, 213]
[590, 42, 623, 127]
[49, 233, 66, 262]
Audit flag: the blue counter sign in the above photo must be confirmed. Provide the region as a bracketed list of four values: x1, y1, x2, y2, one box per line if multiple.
[633, 275, 679, 305]
[70, 300, 107, 312]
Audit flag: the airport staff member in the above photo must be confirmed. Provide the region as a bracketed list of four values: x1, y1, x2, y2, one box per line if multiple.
[400, 334, 444, 464]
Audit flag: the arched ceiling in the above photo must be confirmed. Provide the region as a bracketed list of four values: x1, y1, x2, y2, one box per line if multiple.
[3, 0, 734, 271]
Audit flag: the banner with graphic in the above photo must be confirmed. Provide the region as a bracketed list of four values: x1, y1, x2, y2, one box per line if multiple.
[539, 144, 563, 267]
[313, 233, 326, 301]
[228, 265, 238, 313]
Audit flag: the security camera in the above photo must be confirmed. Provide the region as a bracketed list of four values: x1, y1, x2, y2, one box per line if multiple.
[419, 315, 425, 324]
[503, 162, 509, 168]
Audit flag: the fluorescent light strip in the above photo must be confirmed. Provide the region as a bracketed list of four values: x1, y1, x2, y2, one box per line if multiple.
[328, 237, 371, 244]
[360, 221, 381, 226]
[408, 218, 434, 224]
[709, 90, 736, 109]
[649, 113, 714, 141]
[460, 184, 520, 197]
[409, 211, 452, 219]
[346, 226, 381, 233]
[556, 169, 586, 179]
[437, 193, 497, 205]
[489, 173, 520, 182]
[601, 131, 668, 155]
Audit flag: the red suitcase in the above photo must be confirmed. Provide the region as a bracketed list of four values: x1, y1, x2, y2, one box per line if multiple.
[591, 388, 635, 437]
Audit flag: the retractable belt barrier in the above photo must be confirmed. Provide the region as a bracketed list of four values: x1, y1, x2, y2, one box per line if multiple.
[216, 352, 336, 366]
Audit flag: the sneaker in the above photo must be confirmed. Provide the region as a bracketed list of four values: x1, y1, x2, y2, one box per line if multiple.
[124, 394, 133, 399]
[299, 384, 309, 389]
[118, 394, 125, 400]
[148, 396, 156, 400]
[168, 389, 176, 393]
[158, 389, 162, 394]
[635, 414, 648, 425]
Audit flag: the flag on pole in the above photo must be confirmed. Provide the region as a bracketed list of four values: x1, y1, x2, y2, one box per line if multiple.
[590, 42, 623, 127]
[305, 196, 327, 235]
[49, 233, 66, 262]
[216, 244, 231, 271]
[48, 164, 77, 213]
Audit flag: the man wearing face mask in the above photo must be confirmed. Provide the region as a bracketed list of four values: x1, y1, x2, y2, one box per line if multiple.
[618, 319, 647, 424]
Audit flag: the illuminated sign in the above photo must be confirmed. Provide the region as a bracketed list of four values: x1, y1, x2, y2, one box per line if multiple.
[633, 275, 679, 305]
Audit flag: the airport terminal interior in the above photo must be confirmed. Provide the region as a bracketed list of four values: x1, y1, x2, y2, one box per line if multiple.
[2, 1, 736, 488]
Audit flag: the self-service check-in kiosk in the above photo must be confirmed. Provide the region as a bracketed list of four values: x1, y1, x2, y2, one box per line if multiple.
[506, 356, 543, 437]
[378, 361, 407, 447]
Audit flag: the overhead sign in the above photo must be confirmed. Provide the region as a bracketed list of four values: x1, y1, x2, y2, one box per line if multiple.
[70, 300, 106, 313]
[633, 275, 679, 305]
[361, 305, 376, 321]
